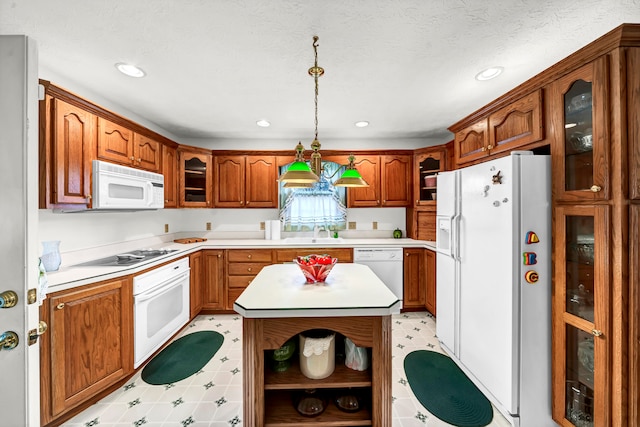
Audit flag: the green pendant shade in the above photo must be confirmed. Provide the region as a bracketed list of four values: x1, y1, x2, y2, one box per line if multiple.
[334, 168, 369, 187]
[278, 160, 320, 184]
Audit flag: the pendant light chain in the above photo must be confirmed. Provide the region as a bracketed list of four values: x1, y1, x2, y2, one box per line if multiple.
[309, 36, 324, 144]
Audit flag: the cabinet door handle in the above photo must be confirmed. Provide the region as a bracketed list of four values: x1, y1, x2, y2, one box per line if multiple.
[590, 185, 602, 193]
[247, 254, 252, 259]
[592, 329, 603, 337]
[56, 303, 65, 310]
[487, 145, 493, 150]
[247, 267, 252, 272]
[217, 254, 221, 258]
[130, 156, 135, 161]
[246, 201, 250, 205]
[240, 201, 244, 205]
[481, 146, 486, 152]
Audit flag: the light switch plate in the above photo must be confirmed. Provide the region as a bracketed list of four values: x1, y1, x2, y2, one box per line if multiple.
[164, 224, 169, 233]
[373, 221, 378, 230]
[260, 222, 265, 230]
[348, 222, 356, 230]
[206, 222, 211, 231]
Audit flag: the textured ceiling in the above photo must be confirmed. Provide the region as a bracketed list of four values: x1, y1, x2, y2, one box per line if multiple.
[1, 0, 639, 147]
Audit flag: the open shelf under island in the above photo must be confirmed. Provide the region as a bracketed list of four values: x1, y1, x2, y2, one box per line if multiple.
[234, 263, 401, 427]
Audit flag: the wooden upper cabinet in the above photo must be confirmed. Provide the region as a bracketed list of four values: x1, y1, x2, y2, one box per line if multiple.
[162, 144, 178, 208]
[97, 117, 134, 166]
[214, 155, 277, 208]
[179, 149, 213, 208]
[214, 156, 244, 207]
[50, 98, 96, 206]
[453, 119, 489, 165]
[381, 155, 412, 207]
[132, 133, 161, 172]
[245, 156, 277, 207]
[348, 157, 381, 207]
[348, 155, 411, 207]
[488, 89, 544, 156]
[550, 58, 609, 202]
[453, 89, 544, 166]
[414, 148, 445, 206]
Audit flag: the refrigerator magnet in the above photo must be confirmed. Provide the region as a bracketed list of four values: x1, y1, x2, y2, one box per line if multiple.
[524, 270, 539, 284]
[523, 252, 537, 265]
[525, 231, 540, 244]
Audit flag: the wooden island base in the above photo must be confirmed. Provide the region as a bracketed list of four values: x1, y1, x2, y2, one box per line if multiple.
[242, 315, 392, 427]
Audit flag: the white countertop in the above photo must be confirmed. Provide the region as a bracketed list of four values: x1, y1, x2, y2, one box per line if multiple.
[45, 237, 436, 292]
[233, 263, 401, 318]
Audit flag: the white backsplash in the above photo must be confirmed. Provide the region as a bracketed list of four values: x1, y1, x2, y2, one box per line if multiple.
[38, 207, 407, 254]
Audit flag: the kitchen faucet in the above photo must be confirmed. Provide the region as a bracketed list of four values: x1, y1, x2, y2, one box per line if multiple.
[313, 225, 330, 239]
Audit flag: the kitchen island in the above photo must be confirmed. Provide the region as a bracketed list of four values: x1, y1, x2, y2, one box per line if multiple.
[234, 263, 400, 427]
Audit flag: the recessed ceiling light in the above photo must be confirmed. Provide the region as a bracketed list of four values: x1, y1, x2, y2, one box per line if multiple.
[256, 119, 270, 127]
[115, 63, 146, 78]
[354, 121, 369, 128]
[475, 66, 503, 81]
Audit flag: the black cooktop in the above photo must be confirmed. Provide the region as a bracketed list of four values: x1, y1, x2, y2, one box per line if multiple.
[74, 249, 179, 267]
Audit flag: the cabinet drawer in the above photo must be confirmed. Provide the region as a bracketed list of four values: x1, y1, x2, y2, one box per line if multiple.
[228, 275, 256, 289]
[227, 249, 273, 262]
[275, 248, 353, 263]
[228, 262, 270, 276]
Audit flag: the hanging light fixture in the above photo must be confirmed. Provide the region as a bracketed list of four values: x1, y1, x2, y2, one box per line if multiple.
[278, 36, 369, 188]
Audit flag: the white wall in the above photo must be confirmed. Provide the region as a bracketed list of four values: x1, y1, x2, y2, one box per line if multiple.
[38, 207, 407, 254]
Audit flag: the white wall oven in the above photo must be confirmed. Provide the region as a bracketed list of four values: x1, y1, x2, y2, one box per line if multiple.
[133, 257, 190, 368]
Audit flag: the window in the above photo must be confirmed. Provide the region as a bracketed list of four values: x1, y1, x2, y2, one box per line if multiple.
[278, 161, 347, 232]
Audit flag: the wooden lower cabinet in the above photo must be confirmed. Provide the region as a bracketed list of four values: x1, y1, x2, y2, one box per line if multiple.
[41, 277, 133, 425]
[424, 250, 436, 316]
[203, 249, 225, 310]
[226, 249, 274, 310]
[403, 248, 426, 310]
[274, 247, 353, 263]
[403, 248, 436, 314]
[189, 251, 203, 317]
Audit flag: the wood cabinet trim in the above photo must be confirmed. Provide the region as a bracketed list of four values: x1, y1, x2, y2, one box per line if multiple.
[448, 24, 640, 134]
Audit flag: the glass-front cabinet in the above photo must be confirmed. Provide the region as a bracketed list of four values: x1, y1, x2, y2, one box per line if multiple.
[414, 149, 444, 206]
[551, 58, 609, 202]
[178, 149, 212, 207]
[553, 205, 610, 426]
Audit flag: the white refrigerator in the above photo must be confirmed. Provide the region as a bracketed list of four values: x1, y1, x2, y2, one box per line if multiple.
[435, 151, 553, 427]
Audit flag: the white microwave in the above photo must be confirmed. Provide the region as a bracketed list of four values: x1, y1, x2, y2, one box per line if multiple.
[92, 160, 164, 210]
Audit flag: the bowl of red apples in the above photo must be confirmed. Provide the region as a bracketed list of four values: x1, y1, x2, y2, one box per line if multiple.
[293, 254, 338, 283]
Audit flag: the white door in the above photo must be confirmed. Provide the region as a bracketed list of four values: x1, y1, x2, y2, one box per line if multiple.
[0, 36, 41, 426]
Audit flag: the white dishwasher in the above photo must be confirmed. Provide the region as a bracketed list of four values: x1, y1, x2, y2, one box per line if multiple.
[353, 248, 404, 308]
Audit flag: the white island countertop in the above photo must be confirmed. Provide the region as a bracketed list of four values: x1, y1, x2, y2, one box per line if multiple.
[233, 263, 401, 318]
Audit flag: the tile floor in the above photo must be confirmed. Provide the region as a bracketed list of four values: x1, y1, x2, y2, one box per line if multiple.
[63, 312, 512, 427]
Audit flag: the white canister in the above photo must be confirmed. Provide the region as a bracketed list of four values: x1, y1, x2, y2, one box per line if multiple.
[270, 220, 281, 240]
[299, 330, 335, 379]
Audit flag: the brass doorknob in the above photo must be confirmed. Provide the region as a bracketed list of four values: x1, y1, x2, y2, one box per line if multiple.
[592, 329, 603, 337]
[0, 290, 18, 308]
[590, 185, 602, 193]
[28, 321, 48, 345]
[0, 331, 19, 350]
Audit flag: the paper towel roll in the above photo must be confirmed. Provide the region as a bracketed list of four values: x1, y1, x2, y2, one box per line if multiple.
[270, 220, 281, 240]
[265, 220, 272, 240]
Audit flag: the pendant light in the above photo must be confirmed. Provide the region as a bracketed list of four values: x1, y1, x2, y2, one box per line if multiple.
[278, 36, 368, 188]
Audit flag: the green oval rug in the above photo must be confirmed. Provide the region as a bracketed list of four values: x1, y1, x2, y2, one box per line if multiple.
[404, 350, 493, 427]
[142, 331, 224, 385]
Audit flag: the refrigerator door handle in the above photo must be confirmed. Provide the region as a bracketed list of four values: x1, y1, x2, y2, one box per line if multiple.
[452, 214, 461, 261]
